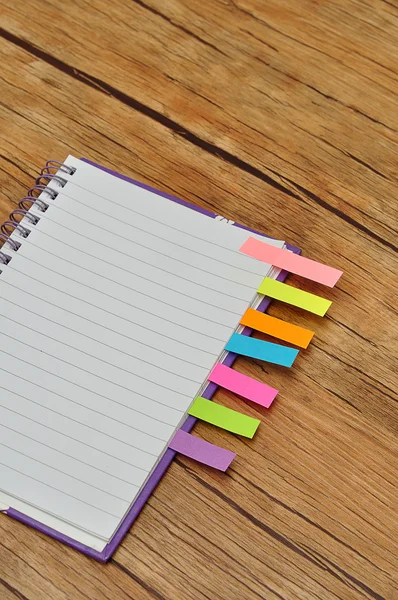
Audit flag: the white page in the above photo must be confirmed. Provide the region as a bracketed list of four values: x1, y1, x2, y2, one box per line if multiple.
[0, 155, 284, 543]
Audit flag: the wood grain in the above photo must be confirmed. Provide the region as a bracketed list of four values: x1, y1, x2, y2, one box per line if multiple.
[0, 0, 397, 598]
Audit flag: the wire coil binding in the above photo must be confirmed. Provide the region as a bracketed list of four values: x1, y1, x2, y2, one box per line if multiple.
[0, 160, 75, 266]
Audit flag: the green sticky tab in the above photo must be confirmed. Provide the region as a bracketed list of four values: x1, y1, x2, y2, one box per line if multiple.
[258, 277, 332, 316]
[188, 397, 260, 438]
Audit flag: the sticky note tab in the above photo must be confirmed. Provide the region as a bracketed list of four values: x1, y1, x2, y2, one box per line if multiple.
[240, 308, 314, 349]
[258, 277, 332, 316]
[240, 237, 343, 287]
[169, 430, 235, 471]
[208, 362, 278, 408]
[225, 332, 298, 367]
[189, 396, 260, 438]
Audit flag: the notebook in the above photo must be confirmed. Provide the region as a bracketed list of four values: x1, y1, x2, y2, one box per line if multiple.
[0, 156, 299, 561]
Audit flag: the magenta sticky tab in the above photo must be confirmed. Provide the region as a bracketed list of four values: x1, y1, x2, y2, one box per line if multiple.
[208, 362, 278, 408]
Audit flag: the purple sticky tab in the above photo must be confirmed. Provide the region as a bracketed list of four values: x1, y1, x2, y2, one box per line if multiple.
[169, 430, 235, 471]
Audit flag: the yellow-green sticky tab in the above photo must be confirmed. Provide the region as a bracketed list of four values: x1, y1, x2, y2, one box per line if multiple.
[188, 397, 260, 438]
[258, 277, 332, 316]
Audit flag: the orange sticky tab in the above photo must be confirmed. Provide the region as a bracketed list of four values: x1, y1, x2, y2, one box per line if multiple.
[240, 308, 314, 349]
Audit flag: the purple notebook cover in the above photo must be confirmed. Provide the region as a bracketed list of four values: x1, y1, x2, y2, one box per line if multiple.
[5, 159, 300, 561]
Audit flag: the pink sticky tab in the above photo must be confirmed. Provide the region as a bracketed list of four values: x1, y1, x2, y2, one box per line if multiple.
[169, 430, 235, 471]
[209, 362, 278, 408]
[240, 237, 343, 287]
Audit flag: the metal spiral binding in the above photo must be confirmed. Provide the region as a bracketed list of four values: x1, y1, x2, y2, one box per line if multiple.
[0, 160, 75, 266]
[40, 160, 76, 177]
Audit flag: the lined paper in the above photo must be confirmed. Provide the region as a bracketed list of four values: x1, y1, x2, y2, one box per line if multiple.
[0, 155, 284, 542]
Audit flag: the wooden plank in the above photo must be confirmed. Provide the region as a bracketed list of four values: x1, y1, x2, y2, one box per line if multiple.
[1, 0, 397, 247]
[0, 2, 397, 598]
[0, 515, 157, 600]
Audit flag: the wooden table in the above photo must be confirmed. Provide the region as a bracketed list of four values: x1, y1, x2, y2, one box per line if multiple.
[0, 1, 397, 598]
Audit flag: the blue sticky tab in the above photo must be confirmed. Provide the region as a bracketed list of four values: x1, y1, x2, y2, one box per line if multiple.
[225, 333, 299, 367]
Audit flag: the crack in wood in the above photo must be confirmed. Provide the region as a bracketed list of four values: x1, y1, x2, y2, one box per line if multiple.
[1, 26, 396, 254]
[175, 458, 386, 600]
[131, 0, 228, 56]
[0, 577, 29, 600]
[111, 558, 169, 600]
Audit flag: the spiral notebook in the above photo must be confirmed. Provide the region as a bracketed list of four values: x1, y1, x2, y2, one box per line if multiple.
[0, 156, 298, 561]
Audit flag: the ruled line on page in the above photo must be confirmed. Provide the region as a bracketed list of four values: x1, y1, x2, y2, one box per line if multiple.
[0, 374, 164, 486]
[13, 241, 242, 324]
[25, 199, 257, 323]
[24, 219, 253, 317]
[0, 414, 146, 502]
[48, 179, 276, 271]
[57, 161, 283, 265]
[0, 484, 113, 541]
[8, 257, 234, 340]
[0, 348, 185, 423]
[0, 384, 159, 468]
[55, 183, 243, 253]
[26, 212, 257, 299]
[0, 375, 168, 488]
[0, 352, 183, 430]
[0, 380, 167, 446]
[4, 262, 229, 358]
[0, 278, 220, 358]
[0, 407, 158, 487]
[0, 400, 167, 476]
[0, 366, 175, 436]
[0, 155, 281, 540]
[32, 208, 258, 291]
[0, 378, 167, 474]
[31, 193, 269, 277]
[23, 223, 247, 315]
[0, 381, 167, 445]
[0, 462, 123, 518]
[0, 440, 131, 517]
[0, 325, 197, 400]
[0, 436, 133, 503]
[0, 296, 212, 372]
[0, 312, 203, 385]
[10, 256, 234, 352]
